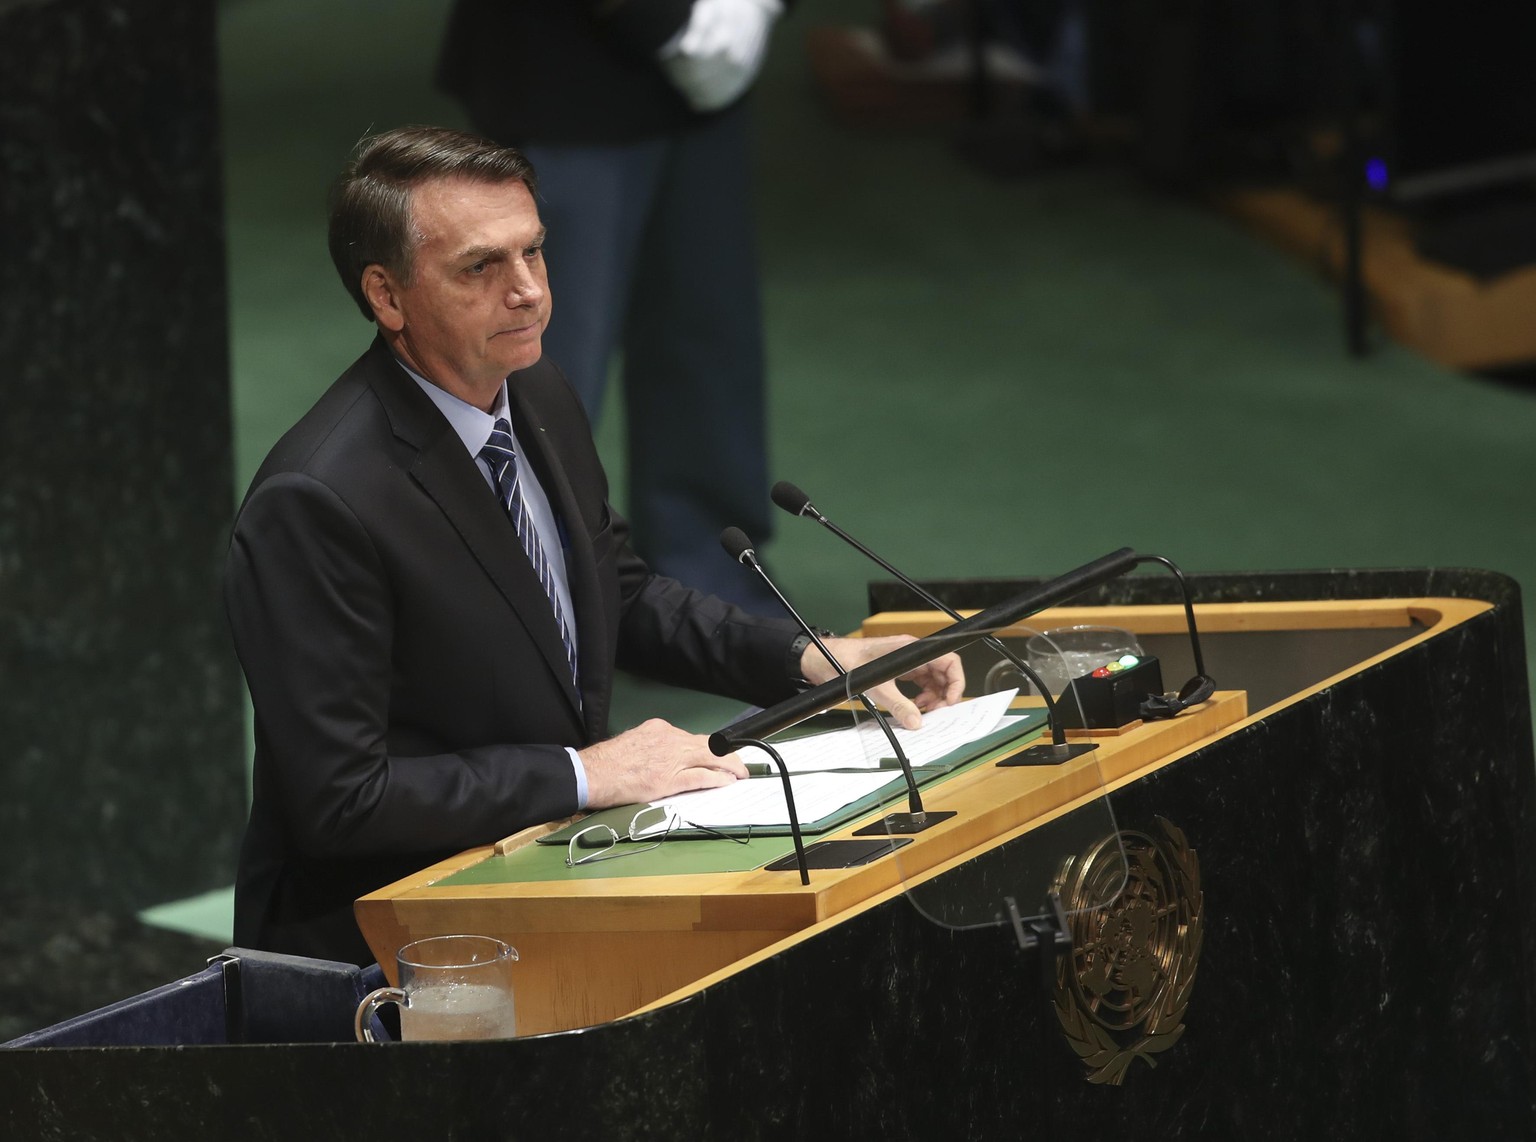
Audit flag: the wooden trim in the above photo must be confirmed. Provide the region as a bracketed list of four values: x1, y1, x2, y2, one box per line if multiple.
[858, 597, 1486, 639]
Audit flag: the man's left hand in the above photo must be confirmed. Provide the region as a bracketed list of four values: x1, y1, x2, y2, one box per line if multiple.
[800, 634, 965, 730]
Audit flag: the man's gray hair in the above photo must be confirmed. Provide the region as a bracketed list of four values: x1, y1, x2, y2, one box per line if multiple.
[327, 125, 537, 321]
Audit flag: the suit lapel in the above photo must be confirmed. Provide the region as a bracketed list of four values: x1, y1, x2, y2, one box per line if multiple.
[365, 343, 584, 722]
[506, 379, 610, 740]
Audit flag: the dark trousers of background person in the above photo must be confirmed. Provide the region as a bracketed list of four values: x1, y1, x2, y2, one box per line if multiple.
[524, 100, 776, 611]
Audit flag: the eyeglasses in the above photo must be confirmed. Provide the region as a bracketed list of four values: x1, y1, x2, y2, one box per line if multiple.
[565, 806, 754, 867]
[566, 806, 678, 867]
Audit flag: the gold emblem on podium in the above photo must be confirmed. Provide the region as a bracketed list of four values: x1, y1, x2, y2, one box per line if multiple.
[1052, 817, 1203, 1085]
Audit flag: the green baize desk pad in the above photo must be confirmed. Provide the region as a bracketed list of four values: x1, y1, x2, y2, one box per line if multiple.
[436, 709, 1048, 886]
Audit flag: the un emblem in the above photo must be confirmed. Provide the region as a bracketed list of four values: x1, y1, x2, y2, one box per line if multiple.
[1052, 817, 1203, 1085]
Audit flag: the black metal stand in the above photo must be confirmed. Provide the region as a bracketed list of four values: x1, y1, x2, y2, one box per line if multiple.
[1000, 740, 1098, 767]
[1003, 892, 1073, 994]
[763, 836, 912, 872]
[1339, 0, 1370, 357]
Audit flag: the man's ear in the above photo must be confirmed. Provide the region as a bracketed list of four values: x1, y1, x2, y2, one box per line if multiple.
[362, 265, 405, 332]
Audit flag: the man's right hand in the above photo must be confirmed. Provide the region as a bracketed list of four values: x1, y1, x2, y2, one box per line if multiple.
[579, 719, 749, 809]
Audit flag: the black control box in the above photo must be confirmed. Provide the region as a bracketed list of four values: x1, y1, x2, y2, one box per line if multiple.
[1053, 655, 1163, 730]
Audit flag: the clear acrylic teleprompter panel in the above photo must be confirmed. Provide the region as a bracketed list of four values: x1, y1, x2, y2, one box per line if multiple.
[844, 630, 1129, 933]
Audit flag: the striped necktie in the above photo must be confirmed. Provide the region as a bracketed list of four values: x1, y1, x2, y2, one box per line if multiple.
[480, 419, 580, 693]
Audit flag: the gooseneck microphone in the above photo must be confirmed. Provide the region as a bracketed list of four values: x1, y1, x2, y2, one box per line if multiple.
[1132, 554, 1217, 717]
[770, 481, 1097, 765]
[719, 527, 950, 834]
[771, 483, 828, 524]
[733, 736, 810, 885]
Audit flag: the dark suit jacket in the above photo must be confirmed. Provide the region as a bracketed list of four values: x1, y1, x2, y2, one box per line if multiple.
[437, 1, 699, 145]
[437, 0, 798, 145]
[226, 339, 800, 964]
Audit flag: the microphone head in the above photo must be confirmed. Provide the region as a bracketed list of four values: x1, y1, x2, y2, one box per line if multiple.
[771, 480, 815, 517]
[719, 527, 756, 564]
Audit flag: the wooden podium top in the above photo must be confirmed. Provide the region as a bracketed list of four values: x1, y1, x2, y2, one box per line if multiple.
[355, 596, 1488, 1037]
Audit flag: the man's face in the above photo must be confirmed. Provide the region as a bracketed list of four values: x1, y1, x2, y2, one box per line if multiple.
[370, 176, 551, 407]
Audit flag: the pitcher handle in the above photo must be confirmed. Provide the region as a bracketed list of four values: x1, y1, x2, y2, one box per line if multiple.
[354, 987, 406, 1043]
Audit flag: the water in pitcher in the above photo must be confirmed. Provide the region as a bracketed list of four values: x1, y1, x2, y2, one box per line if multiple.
[403, 983, 517, 1040]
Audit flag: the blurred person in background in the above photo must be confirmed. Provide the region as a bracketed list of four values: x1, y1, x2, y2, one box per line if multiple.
[438, 1, 790, 612]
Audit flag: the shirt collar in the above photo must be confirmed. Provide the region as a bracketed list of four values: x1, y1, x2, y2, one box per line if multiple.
[396, 357, 511, 457]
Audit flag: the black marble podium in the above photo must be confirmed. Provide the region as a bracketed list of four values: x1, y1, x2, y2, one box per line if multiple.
[4, 569, 1531, 1141]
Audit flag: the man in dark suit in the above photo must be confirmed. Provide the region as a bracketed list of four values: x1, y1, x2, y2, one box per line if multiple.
[225, 126, 962, 965]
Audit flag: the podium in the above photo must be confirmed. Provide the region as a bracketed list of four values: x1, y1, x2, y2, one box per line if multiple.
[354, 689, 1247, 1036]
[5, 568, 1533, 1139]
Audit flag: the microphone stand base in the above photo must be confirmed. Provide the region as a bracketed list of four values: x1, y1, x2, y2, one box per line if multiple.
[998, 741, 1100, 767]
[763, 837, 913, 871]
[852, 810, 956, 836]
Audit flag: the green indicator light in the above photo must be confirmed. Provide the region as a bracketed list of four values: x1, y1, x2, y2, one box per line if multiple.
[1119, 654, 1139, 668]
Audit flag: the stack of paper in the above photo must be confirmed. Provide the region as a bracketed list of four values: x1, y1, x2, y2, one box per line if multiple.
[637, 690, 1021, 835]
